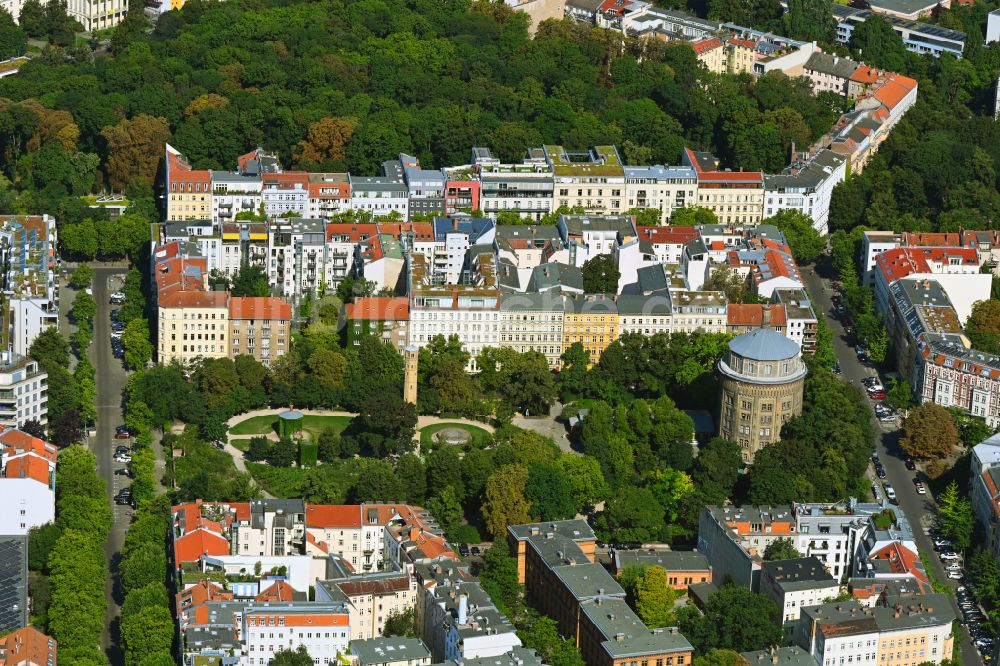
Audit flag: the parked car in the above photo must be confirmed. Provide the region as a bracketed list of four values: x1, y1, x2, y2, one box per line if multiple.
[939, 551, 959, 561]
[884, 483, 896, 502]
[114, 454, 131, 464]
[114, 445, 129, 455]
[876, 465, 887, 479]
[114, 467, 131, 477]
[948, 571, 964, 580]
[869, 392, 887, 401]
[458, 543, 470, 557]
[109, 291, 125, 304]
[915, 483, 926, 495]
[945, 563, 962, 572]
[905, 458, 916, 470]
[114, 430, 131, 439]
[471, 546, 481, 557]
[833, 362, 842, 375]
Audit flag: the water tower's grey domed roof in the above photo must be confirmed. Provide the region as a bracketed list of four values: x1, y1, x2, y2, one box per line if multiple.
[728, 328, 800, 361]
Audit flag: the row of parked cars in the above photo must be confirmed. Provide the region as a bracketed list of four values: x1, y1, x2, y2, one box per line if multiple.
[113, 425, 136, 508]
[957, 583, 996, 660]
[111, 308, 124, 359]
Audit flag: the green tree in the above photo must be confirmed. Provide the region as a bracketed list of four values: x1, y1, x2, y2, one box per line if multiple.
[677, 584, 782, 653]
[556, 454, 609, 511]
[634, 565, 678, 628]
[764, 210, 825, 263]
[69, 289, 96, 325]
[594, 487, 664, 543]
[525, 463, 577, 521]
[848, 14, 908, 71]
[670, 207, 718, 226]
[479, 542, 521, 612]
[29, 326, 70, 368]
[68, 264, 94, 290]
[966, 300, 1000, 354]
[231, 263, 271, 297]
[123, 318, 153, 371]
[269, 647, 314, 666]
[900, 403, 958, 460]
[519, 615, 586, 666]
[582, 254, 621, 293]
[762, 537, 801, 560]
[27, 522, 61, 572]
[18, 0, 45, 37]
[122, 604, 174, 666]
[383, 607, 419, 638]
[482, 464, 533, 538]
[937, 481, 974, 551]
[693, 649, 741, 666]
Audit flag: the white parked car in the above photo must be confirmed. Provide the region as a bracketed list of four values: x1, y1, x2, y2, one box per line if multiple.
[948, 571, 964, 579]
[939, 551, 959, 561]
[945, 563, 962, 571]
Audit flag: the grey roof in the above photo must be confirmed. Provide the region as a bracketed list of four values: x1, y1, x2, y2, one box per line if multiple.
[623, 165, 697, 181]
[500, 292, 567, 312]
[865, 0, 940, 17]
[559, 215, 636, 238]
[525, 533, 593, 569]
[565, 294, 618, 314]
[728, 328, 801, 361]
[350, 637, 431, 666]
[0, 534, 27, 633]
[508, 519, 596, 542]
[740, 646, 816, 666]
[351, 176, 406, 191]
[210, 171, 260, 185]
[684, 238, 709, 257]
[526, 263, 583, 293]
[636, 265, 669, 294]
[552, 562, 624, 600]
[616, 293, 672, 315]
[804, 51, 860, 79]
[431, 647, 544, 666]
[580, 598, 692, 658]
[764, 150, 846, 193]
[761, 557, 837, 592]
[614, 549, 710, 572]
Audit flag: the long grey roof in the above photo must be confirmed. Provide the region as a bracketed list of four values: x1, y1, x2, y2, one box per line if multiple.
[728, 328, 800, 361]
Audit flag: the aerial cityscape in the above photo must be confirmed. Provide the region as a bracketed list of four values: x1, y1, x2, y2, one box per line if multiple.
[0, 0, 999, 665]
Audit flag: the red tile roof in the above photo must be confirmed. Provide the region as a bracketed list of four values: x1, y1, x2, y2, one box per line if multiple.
[326, 223, 378, 243]
[177, 580, 232, 617]
[305, 504, 362, 529]
[256, 580, 297, 602]
[635, 226, 699, 244]
[870, 541, 927, 584]
[2, 455, 53, 485]
[850, 66, 881, 85]
[873, 74, 917, 111]
[159, 290, 228, 309]
[0, 428, 57, 462]
[173, 528, 229, 565]
[344, 297, 410, 322]
[0, 626, 56, 666]
[229, 296, 292, 321]
[876, 247, 979, 284]
[692, 37, 723, 54]
[727, 304, 787, 327]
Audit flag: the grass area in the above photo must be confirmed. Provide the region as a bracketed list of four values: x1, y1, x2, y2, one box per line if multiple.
[419, 422, 492, 448]
[230, 438, 252, 452]
[247, 458, 369, 499]
[229, 413, 353, 438]
[919, 552, 948, 593]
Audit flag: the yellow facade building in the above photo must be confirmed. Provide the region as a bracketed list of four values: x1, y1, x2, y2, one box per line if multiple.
[561, 294, 618, 362]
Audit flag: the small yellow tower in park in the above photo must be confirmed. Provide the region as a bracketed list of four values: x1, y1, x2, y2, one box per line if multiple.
[404, 344, 418, 405]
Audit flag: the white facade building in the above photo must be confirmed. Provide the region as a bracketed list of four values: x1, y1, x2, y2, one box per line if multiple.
[763, 150, 847, 235]
[0, 353, 47, 428]
[211, 172, 264, 223]
[241, 605, 350, 666]
[0, 429, 56, 536]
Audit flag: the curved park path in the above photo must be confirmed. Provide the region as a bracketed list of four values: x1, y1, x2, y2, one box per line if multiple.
[224, 408, 495, 473]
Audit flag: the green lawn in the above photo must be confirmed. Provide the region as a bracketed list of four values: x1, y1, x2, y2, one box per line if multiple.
[230, 438, 252, 452]
[229, 414, 353, 438]
[419, 422, 492, 448]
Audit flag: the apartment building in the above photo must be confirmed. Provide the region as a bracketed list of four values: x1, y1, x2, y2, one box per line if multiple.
[166, 145, 212, 222]
[343, 297, 410, 351]
[420, 575, 521, 662]
[915, 334, 1000, 429]
[269, 217, 327, 301]
[670, 290, 727, 334]
[969, 434, 1000, 563]
[211, 172, 263, 224]
[0, 625, 57, 666]
[545, 145, 627, 216]
[802, 52, 862, 95]
[471, 148, 554, 221]
[261, 172, 310, 218]
[350, 637, 432, 666]
[508, 521, 694, 666]
[157, 291, 230, 365]
[797, 597, 954, 666]
[562, 294, 619, 362]
[634, 226, 700, 265]
[307, 174, 352, 219]
[228, 297, 292, 366]
[873, 247, 987, 322]
[242, 604, 350, 666]
[616, 294, 673, 337]
[498, 293, 567, 368]
[759, 557, 839, 634]
[0, 353, 47, 429]
[623, 166, 698, 224]
[1, 215, 60, 358]
[683, 149, 764, 226]
[727, 304, 787, 338]
[317, 573, 417, 640]
[556, 215, 637, 268]
[0, 428, 57, 536]
[772, 289, 818, 354]
[763, 150, 847, 235]
[350, 176, 409, 220]
[612, 549, 712, 590]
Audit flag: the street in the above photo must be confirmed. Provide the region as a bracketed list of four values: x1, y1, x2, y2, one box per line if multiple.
[802, 260, 979, 666]
[89, 267, 129, 664]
